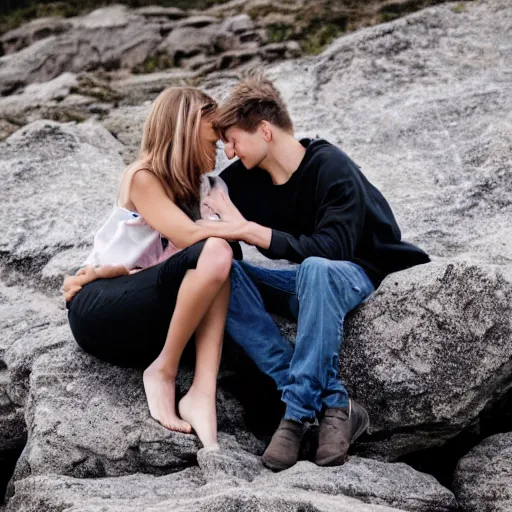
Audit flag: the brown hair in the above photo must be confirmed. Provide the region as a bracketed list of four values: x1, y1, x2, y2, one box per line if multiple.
[119, 87, 217, 209]
[213, 74, 293, 139]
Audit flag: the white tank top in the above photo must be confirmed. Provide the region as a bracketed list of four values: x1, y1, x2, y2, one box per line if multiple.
[82, 172, 226, 270]
[82, 207, 179, 269]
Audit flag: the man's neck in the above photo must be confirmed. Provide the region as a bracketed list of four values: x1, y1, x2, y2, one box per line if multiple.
[259, 135, 307, 185]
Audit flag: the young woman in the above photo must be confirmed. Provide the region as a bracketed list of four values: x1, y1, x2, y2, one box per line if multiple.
[63, 87, 245, 451]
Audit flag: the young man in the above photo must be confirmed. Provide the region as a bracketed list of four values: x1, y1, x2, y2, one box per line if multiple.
[206, 76, 430, 471]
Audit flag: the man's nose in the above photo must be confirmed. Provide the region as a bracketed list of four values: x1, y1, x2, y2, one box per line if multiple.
[223, 142, 235, 159]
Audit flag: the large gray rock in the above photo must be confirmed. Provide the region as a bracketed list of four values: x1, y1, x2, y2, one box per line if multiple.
[453, 432, 512, 512]
[101, 103, 150, 162]
[158, 25, 222, 63]
[0, 6, 162, 95]
[342, 261, 512, 458]
[254, 458, 458, 512]
[8, 342, 262, 487]
[0, 280, 66, 458]
[6, 455, 456, 512]
[6, 476, 405, 512]
[0, 73, 85, 135]
[0, 278, 68, 502]
[264, 0, 512, 265]
[0, 119, 124, 287]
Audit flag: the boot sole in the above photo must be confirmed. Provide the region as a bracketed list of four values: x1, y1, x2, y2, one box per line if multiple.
[315, 451, 348, 467]
[262, 454, 295, 472]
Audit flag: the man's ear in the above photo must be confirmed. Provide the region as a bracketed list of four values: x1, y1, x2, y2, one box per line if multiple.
[261, 120, 272, 142]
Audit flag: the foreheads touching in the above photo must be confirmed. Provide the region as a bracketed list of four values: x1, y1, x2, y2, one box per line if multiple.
[213, 74, 294, 166]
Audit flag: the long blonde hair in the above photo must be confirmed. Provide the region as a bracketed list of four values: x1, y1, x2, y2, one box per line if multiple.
[119, 87, 217, 209]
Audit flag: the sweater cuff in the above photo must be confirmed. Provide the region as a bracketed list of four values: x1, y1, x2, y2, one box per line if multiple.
[268, 229, 289, 259]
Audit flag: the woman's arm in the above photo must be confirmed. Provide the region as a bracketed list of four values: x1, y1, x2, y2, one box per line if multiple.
[130, 170, 246, 247]
[62, 265, 129, 302]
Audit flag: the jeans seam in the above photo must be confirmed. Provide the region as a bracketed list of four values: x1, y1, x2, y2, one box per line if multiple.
[256, 282, 296, 297]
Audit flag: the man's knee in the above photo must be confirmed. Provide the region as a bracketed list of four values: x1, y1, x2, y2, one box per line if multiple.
[297, 257, 360, 294]
[298, 257, 340, 282]
[299, 257, 357, 275]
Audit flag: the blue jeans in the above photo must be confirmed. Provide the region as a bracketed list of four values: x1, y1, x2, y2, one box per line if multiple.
[226, 257, 375, 422]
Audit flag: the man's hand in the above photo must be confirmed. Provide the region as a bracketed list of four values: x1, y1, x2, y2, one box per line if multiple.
[203, 189, 246, 224]
[195, 218, 246, 242]
[199, 188, 272, 249]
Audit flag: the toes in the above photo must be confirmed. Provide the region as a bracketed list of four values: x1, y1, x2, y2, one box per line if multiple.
[179, 422, 193, 433]
[158, 417, 192, 433]
[165, 421, 192, 433]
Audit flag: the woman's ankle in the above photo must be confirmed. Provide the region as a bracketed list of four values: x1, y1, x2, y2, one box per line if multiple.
[186, 384, 216, 399]
[145, 358, 177, 379]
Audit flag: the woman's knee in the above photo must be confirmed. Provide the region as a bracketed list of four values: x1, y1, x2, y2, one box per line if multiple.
[200, 237, 233, 281]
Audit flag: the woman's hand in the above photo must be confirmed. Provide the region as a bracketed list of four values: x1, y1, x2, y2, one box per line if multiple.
[203, 188, 246, 224]
[62, 265, 129, 302]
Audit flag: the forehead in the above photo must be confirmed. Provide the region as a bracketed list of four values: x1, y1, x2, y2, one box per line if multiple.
[200, 118, 218, 137]
[224, 126, 254, 141]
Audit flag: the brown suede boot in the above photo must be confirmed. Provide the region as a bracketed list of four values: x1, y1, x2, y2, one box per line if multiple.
[262, 418, 304, 472]
[315, 399, 369, 467]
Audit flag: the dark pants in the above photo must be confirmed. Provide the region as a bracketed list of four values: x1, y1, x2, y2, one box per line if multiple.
[67, 241, 206, 368]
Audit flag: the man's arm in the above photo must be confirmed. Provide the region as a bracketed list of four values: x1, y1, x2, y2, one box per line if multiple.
[255, 159, 365, 263]
[219, 155, 365, 262]
[242, 222, 272, 249]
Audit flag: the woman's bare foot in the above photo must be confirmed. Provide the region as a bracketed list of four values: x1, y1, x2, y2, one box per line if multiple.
[143, 362, 192, 433]
[178, 387, 218, 449]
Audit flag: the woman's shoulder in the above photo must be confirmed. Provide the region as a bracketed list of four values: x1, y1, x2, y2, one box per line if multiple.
[118, 161, 151, 207]
[130, 167, 158, 188]
[120, 163, 174, 210]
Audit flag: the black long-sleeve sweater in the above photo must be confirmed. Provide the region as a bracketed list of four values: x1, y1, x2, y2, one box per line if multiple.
[220, 138, 430, 287]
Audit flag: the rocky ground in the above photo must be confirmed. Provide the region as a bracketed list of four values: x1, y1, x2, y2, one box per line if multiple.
[0, 0, 511, 510]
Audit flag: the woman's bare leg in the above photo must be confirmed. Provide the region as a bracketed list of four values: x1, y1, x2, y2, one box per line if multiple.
[143, 238, 232, 432]
[178, 278, 229, 449]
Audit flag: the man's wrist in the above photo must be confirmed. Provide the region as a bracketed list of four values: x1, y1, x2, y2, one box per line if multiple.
[243, 221, 272, 249]
[239, 220, 251, 242]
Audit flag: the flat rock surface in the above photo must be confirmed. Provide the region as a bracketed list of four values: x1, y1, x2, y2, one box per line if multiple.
[6, 455, 457, 512]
